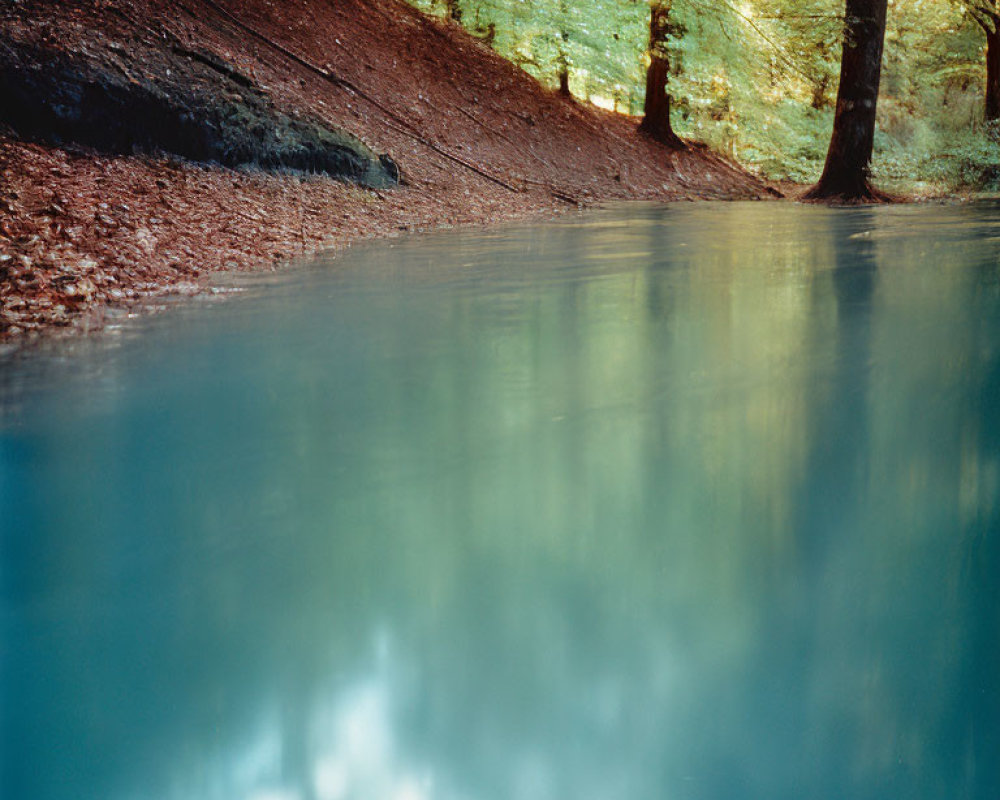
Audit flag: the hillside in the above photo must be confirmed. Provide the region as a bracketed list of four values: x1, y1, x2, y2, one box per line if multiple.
[1, 0, 774, 338]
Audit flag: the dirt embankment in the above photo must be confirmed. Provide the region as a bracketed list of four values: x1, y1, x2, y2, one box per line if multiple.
[1, 0, 774, 339]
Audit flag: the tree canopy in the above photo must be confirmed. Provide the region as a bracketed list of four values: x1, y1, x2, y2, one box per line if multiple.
[409, 0, 1000, 190]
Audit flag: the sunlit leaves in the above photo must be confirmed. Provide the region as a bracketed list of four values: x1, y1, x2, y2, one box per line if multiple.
[410, 0, 998, 186]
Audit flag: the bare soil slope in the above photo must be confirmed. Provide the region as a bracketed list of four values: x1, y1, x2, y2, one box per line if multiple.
[1, 0, 773, 338]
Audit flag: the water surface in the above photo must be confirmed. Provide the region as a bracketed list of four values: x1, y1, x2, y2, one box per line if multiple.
[2, 202, 999, 800]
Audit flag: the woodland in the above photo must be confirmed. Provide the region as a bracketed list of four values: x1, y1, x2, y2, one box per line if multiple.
[2, 0, 996, 334]
[412, 0, 1000, 195]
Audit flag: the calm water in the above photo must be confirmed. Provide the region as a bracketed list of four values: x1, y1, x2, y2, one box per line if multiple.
[2, 202, 999, 800]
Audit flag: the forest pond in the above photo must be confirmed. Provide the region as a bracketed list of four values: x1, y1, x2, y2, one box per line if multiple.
[2, 202, 999, 800]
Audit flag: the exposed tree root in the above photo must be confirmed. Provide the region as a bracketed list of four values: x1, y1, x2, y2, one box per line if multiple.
[800, 179, 895, 205]
[638, 124, 687, 151]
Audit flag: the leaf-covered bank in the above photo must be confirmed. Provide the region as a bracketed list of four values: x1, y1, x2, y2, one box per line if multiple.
[1, 0, 771, 340]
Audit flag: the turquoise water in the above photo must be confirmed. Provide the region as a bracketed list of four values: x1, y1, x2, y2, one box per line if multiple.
[2, 202, 999, 800]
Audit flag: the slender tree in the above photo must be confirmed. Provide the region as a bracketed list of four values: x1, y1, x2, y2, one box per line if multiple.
[557, 41, 571, 95]
[966, 2, 1000, 122]
[804, 0, 889, 201]
[557, 0, 571, 96]
[445, 0, 462, 23]
[638, 0, 684, 148]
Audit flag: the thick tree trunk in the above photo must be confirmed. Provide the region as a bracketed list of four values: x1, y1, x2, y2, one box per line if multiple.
[987, 26, 1000, 123]
[804, 0, 889, 201]
[638, 1, 683, 148]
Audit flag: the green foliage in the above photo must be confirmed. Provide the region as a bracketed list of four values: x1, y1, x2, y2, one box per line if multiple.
[410, 0, 648, 103]
[871, 0, 996, 188]
[729, 101, 833, 182]
[409, 0, 1000, 189]
[902, 124, 1000, 188]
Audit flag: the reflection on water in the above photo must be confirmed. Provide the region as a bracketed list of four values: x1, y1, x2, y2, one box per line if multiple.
[2, 202, 999, 800]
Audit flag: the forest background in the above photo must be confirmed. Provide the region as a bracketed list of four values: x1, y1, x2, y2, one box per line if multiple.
[410, 0, 1000, 191]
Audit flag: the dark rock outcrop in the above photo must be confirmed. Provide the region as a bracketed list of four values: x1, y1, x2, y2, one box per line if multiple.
[0, 38, 398, 188]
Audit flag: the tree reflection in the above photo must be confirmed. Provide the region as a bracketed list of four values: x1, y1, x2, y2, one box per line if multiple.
[2, 204, 999, 800]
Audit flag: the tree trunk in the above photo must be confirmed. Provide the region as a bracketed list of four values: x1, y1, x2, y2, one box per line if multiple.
[804, 0, 889, 201]
[445, 0, 461, 23]
[556, 0, 571, 97]
[558, 57, 571, 96]
[479, 21, 496, 49]
[811, 74, 830, 110]
[987, 26, 1000, 123]
[638, 1, 683, 148]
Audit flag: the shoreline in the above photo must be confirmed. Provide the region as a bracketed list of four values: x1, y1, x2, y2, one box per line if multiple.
[0, 136, 565, 344]
[1, 0, 776, 345]
[1, 134, 775, 346]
